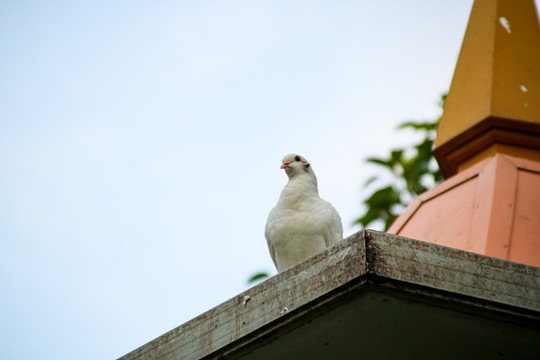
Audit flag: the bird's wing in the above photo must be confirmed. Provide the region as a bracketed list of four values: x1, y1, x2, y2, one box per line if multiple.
[321, 202, 343, 247]
[267, 241, 277, 268]
[265, 211, 278, 268]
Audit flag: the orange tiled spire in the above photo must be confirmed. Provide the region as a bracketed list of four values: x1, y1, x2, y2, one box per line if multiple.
[388, 0, 540, 267]
[434, 0, 540, 178]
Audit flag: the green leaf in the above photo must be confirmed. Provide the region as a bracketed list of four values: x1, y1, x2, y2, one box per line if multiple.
[397, 121, 437, 131]
[365, 157, 391, 167]
[363, 175, 379, 187]
[390, 150, 404, 165]
[247, 272, 269, 284]
[365, 186, 401, 206]
[355, 185, 403, 228]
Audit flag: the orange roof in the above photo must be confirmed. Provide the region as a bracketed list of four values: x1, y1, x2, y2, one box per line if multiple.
[388, 154, 540, 267]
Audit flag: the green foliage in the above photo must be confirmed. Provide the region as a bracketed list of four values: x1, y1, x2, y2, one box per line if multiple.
[354, 94, 446, 231]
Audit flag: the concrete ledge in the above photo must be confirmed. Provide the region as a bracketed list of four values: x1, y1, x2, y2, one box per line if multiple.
[119, 230, 540, 360]
[364, 231, 540, 313]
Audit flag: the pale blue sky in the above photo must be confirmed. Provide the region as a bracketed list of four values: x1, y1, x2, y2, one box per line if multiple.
[2, 0, 523, 358]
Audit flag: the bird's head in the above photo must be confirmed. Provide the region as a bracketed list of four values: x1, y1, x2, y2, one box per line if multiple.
[280, 154, 312, 178]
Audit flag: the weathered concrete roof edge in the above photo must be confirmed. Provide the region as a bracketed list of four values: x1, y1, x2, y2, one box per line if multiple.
[119, 230, 540, 360]
[364, 230, 540, 313]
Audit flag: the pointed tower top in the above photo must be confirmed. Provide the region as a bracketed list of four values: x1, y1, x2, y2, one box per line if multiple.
[434, 0, 540, 178]
[388, 0, 540, 268]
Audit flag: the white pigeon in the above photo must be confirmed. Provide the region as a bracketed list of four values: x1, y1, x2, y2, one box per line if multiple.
[265, 154, 343, 272]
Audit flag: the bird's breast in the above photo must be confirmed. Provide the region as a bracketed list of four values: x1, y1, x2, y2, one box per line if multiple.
[266, 200, 331, 239]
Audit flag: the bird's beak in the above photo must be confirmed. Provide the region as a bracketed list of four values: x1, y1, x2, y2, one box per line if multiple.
[280, 162, 291, 169]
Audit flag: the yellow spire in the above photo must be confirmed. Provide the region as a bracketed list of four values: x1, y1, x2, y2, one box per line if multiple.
[434, 0, 540, 177]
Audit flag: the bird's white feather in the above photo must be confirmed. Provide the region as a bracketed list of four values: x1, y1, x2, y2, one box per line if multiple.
[265, 154, 343, 272]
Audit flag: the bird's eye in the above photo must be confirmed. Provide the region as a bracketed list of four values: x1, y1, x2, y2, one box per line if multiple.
[294, 155, 301, 162]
